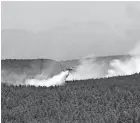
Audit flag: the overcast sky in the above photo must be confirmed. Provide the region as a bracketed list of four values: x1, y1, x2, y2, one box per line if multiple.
[1, 1, 140, 60]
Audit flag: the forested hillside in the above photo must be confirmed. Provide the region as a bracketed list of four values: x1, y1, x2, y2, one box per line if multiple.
[1, 73, 140, 123]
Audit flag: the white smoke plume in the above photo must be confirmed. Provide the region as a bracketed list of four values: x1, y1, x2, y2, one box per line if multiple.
[67, 55, 140, 80]
[67, 56, 105, 80]
[67, 42, 140, 80]
[25, 70, 69, 87]
[106, 55, 140, 77]
[106, 42, 140, 77]
[21, 42, 140, 87]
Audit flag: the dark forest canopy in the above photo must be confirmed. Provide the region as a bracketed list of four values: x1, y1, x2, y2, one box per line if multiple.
[1, 73, 140, 123]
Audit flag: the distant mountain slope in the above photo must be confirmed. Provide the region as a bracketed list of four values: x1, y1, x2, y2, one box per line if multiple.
[60, 59, 80, 68]
[1, 54, 136, 85]
[1, 59, 65, 85]
[60, 55, 131, 68]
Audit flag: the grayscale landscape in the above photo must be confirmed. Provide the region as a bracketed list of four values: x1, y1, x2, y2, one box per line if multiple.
[1, 1, 140, 123]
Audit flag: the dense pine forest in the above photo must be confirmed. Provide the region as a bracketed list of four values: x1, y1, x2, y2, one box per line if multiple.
[1, 73, 140, 123]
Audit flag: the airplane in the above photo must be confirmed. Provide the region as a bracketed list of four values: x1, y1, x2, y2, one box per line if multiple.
[63, 67, 73, 72]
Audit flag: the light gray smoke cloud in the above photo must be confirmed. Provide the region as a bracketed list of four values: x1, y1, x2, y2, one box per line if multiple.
[67, 55, 105, 80]
[106, 55, 140, 77]
[25, 70, 69, 87]
[13, 42, 140, 87]
[106, 42, 140, 77]
[67, 42, 140, 80]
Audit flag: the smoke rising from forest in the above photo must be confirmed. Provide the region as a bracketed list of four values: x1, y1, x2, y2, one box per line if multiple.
[2, 42, 140, 87]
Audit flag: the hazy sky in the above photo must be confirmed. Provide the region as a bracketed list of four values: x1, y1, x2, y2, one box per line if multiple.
[1, 1, 134, 31]
[1, 1, 140, 60]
